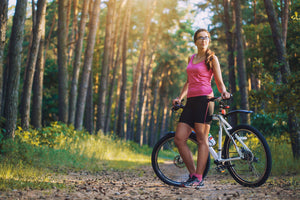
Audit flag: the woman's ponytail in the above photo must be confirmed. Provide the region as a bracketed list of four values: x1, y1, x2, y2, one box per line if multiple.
[205, 49, 215, 70]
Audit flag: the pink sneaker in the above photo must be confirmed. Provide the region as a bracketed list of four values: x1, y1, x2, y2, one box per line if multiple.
[181, 175, 204, 188]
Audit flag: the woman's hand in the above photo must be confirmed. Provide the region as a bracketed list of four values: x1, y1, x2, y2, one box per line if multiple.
[221, 91, 231, 99]
[172, 97, 181, 106]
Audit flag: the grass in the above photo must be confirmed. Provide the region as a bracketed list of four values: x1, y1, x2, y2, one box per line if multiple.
[0, 123, 152, 191]
[0, 122, 299, 191]
[58, 133, 151, 170]
[0, 160, 65, 190]
[267, 134, 300, 176]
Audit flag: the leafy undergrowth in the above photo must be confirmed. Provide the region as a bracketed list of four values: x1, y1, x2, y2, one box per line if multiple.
[0, 122, 151, 191]
[267, 134, 300, 176]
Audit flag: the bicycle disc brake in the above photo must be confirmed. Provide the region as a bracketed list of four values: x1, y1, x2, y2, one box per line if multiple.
[173, 155, 185, 168]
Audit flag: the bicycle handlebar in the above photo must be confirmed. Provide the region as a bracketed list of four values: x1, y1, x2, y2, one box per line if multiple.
[172, 99, 185, 111]
[171, 95, 232, 112]
[208, 94, 233, 102]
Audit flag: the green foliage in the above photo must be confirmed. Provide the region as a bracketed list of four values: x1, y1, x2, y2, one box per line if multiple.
[250, 70, 300, 121]
[279, 73, 300, 116]
[15, 122, 88, 148]
[251, 113, 288, 137]
[42, 59, 59, 123]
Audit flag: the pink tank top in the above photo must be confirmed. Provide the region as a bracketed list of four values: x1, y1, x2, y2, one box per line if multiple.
[186, 54, 213, 98]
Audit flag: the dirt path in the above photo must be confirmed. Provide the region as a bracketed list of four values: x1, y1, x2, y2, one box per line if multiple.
[1, 166, 299, 200]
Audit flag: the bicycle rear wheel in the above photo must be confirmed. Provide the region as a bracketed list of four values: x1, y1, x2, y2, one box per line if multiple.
[223, 125, 272, 187]
[151, 132, 210, 187]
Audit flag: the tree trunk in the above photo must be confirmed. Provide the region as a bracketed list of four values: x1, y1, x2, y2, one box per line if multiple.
[140, 52, 155, 145]
[127, 0, 156, 140]
[281, 0, 289, 47]
[253, 0, 257, 25]
[156, 98, 163, 140]
[65, 0, 72, 66]
[24, 0, 35, 70]
[66, 0, 71, 42]
[75, 0, 101, 130]
[159, 66, 170, 137]
[264, 0, 299, 159]
[104, 0, 118, 134]
[263, 0, 290, 80]
[107, 49, 120, 134]
[0, 0, 8, 117]
[234, 0, 250, 124]
[32, 0, 47, 129]
[223, 0, 237, 126]
[117, 0, 132, 138]
[67, 0, 78, 67]
[3, 0, 28, 139]
[113, 69, 122, 135]
[32, 0, 36, 27]
[58, 0, 69, 123]
[149, 78, 161, 147]
[111, 6, 125, 134]
[160, 95, 168, 138]
[68, 0, 90, 125]
[143, 91, 151, 145]
[44, 13, 56, 63]
[20, 0, 46, 130]
[84, 70, 94, 134]
[96, 0, 114, 134]
[135, 52, 146, 144]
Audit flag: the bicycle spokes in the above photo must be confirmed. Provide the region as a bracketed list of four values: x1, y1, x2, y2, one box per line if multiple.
[224, 126, 272, 187]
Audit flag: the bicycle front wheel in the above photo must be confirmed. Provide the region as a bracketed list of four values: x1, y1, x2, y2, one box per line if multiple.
[223, 125, 272, 187]
[151, 132, 210, 187]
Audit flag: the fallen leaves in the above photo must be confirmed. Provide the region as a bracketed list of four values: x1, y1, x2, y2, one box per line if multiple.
[1, 166, 299, 199]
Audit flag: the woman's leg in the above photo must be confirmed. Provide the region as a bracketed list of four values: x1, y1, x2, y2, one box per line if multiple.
[194, 123, 210, 176]
[174, 122, 194, 174]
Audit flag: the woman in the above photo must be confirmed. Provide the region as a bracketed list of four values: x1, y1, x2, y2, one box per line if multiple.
[173, 29, 230, 188]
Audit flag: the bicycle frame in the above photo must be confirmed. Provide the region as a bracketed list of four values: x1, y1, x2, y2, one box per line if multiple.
[209, 114, 251, 163]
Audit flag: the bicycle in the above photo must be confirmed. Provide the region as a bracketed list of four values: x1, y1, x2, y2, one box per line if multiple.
[151, 96, 272, 187]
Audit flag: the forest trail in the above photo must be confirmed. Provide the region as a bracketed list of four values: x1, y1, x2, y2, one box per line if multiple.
[1, 165, 299, 199]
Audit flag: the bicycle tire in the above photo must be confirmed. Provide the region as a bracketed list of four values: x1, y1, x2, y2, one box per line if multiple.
[151, 132, 210, 187]
[223, 125, 272, 187]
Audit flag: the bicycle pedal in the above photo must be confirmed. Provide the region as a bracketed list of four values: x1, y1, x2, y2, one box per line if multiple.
[215, 166, 226, 173]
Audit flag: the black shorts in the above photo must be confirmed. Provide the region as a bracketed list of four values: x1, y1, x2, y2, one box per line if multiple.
[179, 96, 214, 128]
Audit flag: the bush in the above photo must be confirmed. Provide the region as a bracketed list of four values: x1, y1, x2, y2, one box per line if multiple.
[251, 113, 288, 137]
[15, 122, 88, 148]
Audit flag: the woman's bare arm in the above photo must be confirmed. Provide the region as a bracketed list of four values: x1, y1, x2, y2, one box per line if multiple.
[212, 55, 231, 99]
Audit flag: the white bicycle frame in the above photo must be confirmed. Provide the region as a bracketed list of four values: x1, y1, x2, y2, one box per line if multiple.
[208, 114, 252, 163]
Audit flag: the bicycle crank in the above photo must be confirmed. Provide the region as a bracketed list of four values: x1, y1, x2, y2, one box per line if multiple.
[215, 165, 226, 173]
